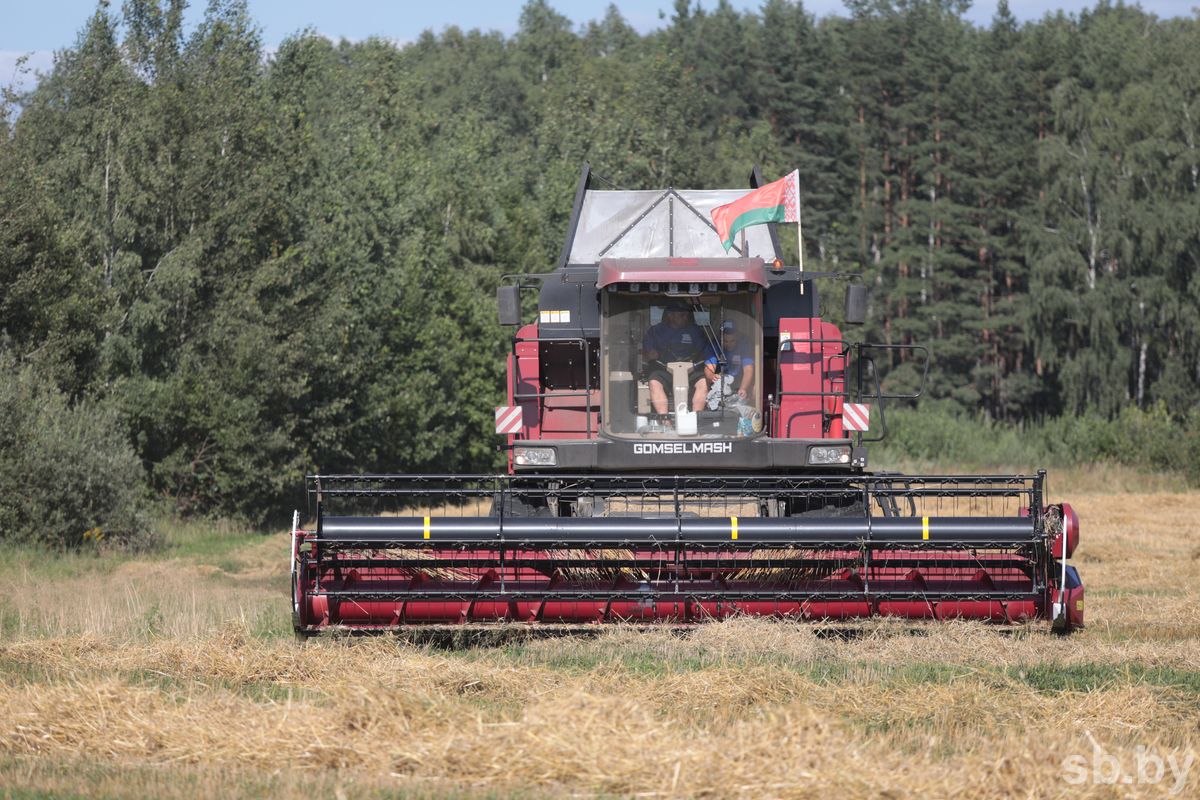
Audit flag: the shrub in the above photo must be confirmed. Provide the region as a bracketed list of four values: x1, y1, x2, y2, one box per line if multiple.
[877, 403, 1200, 483]
[0, 353, 153, 548]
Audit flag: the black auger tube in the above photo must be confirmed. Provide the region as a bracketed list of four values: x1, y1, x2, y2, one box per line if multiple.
[318, 515, 1038, 547]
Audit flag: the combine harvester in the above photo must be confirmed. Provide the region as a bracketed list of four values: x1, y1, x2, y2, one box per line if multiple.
[292, 165, 1084, 634]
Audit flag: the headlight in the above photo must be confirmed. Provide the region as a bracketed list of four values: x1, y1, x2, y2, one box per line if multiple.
[513, 447, 557, 466]
[808, 445, 851, 465]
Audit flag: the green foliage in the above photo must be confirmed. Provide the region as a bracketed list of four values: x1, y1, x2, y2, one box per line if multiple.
[879, 404, 1200, 483]
[1, 0, 1199, 527]
[0, 353, 152, 548]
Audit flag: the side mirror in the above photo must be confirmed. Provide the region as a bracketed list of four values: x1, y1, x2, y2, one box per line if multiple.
[497, 285, 522, 326]
[844, 284, 868, 325]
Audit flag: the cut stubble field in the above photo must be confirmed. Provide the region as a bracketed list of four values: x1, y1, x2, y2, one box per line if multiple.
[1, 465, 1198, 799]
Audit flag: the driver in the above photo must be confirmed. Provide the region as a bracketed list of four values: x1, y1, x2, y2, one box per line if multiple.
[704, 320, 755, 404]
[642, 302, 709, 415]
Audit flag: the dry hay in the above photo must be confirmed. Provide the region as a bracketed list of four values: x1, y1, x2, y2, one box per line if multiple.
[1, 625, 1198, 798]
[0, 489, 1197, 798]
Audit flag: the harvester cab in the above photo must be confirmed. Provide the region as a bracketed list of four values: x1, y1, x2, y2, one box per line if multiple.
[292, 165, 1086, 634]
[498, 164, 915, 476]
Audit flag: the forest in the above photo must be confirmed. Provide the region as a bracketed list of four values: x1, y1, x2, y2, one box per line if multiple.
[1, 0, 1198, 540]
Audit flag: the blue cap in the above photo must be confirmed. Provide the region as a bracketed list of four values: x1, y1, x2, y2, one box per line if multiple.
[720, 321, 737, 333]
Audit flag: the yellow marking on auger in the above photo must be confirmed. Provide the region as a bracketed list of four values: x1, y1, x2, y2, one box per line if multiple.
[423, 515, 431, 540]
[730, 516, 738, 540]
[922, 516, 929, 540]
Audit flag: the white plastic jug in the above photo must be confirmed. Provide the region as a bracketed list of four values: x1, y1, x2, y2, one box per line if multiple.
[675, 403, 698, 436]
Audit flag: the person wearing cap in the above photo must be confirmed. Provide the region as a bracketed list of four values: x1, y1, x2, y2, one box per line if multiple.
[704, 320, 755, 403]
[641, 303, 709, 414]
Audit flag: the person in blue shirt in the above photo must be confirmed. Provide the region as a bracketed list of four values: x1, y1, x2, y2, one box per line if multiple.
[704, 320, 755, 404]
[641, 303, 710, 415]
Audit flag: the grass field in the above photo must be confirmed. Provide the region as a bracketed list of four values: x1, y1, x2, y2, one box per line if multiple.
[1, 464, 1198, 798]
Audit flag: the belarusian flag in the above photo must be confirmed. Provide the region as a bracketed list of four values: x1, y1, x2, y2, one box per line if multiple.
[710, 170, 801, 252]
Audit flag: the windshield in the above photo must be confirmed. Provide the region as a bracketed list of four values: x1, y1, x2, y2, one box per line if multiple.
[601, 290, 763, 439]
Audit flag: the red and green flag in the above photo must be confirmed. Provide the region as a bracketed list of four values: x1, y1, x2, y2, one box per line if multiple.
[710, 170, 801, 252]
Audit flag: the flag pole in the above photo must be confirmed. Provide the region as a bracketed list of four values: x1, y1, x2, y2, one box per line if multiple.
[796, 173, 805, 296]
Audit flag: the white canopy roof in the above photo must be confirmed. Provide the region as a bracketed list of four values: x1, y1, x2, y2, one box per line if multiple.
[566, 189, 779, 263]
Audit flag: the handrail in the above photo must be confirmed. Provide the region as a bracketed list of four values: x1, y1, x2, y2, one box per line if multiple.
[771, 337, 929, 444]
[510, 333, 597, 439]
[857, 343, 930, 400]
[771, 336, 852, 439]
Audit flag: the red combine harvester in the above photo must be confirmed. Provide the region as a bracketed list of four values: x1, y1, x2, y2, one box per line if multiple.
[292, 165, 1085, 634]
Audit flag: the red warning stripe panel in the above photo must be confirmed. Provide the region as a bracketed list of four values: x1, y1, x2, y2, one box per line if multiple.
[495, 405, 524, 435]
[843, 402, 870, 431]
